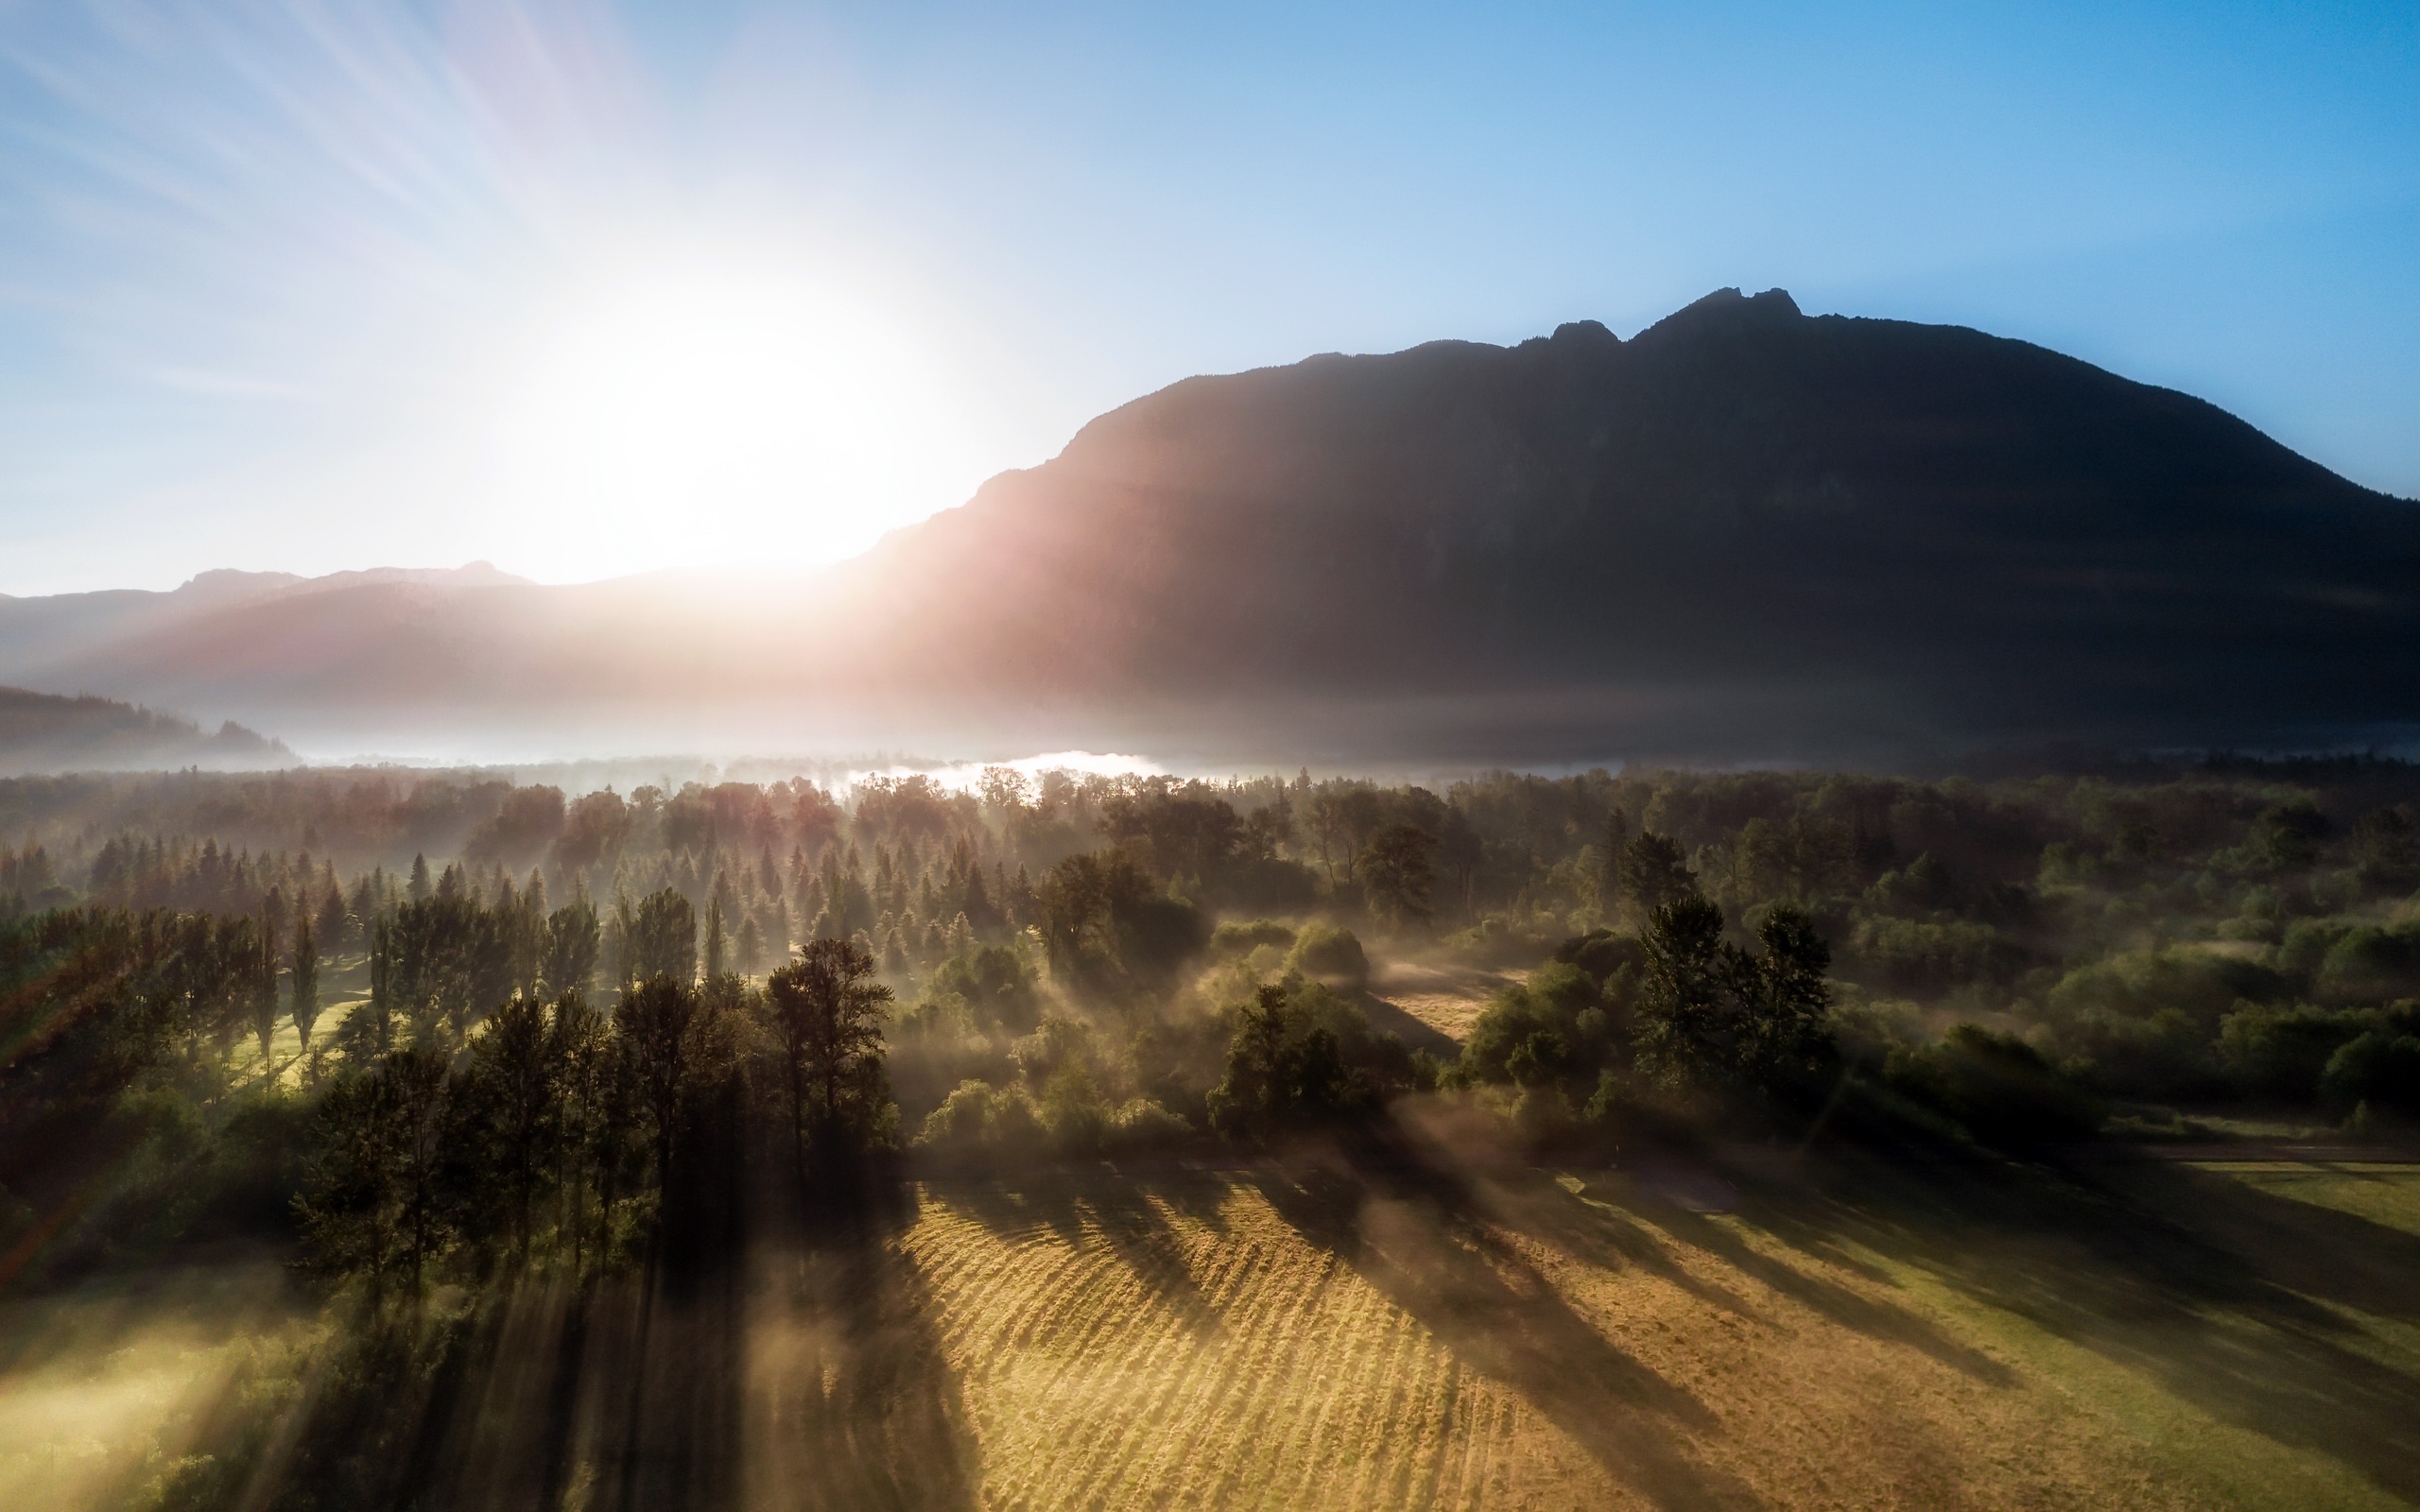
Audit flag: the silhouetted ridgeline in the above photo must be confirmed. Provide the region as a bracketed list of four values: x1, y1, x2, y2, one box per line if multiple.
[1, 293, 2415, 761]
[0, 684, 289, 775]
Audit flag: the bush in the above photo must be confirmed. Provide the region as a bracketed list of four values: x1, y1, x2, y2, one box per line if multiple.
[1284, 924, 1368, 990]
[2315, 926, 2420, 1005]
[1886, 1025, 2102, 1147]
[1457, 962, 1607, 1089]
[1207, 985, 1377, 1140]
[916, 1079, 1046, 1162]
[927, 946, 1041, 1032]
[1554, 929, 1643, 984]
[1106, 1097, 1193, 1151]
[2320, 1031, 2420, 1117]
[1442, 914, 1556, 968]
[1210, 919, 1298, 960]
[2218, 1003, 2367, 1101]
[1042, 1060, 1109, 1154]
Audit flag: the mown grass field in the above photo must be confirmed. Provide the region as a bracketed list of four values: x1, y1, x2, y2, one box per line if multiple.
[865, 1152, 2420, 1512]
[3, 1149, 2416, 1510]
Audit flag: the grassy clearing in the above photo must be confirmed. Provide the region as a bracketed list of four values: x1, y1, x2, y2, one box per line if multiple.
[888, 1148, 2420, 1511]
[2189, 1161, 2420, 1239]
[7, 1149, 2414, 1510]
[1369, 962, 1525, 1044]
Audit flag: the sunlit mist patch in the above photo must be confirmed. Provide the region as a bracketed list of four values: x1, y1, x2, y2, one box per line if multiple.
[844, 751, 1166, 792]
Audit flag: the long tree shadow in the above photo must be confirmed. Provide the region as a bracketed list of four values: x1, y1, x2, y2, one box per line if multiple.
[1492, 1167, 2015, 1386]
[1250, 1148, 1765, 1512]
[738, 1179, 983, 1512]
[1750, 1146, 2420, 1503]
[931, 1160, 1230, 1338]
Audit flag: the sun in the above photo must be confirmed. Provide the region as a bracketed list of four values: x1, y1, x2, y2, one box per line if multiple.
[489, 254, 985, 580]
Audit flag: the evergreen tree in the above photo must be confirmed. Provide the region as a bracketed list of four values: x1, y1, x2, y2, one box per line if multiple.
[704, 894, 728, 979]
[469, 994, 558, 1263]
[291, 907, 320, 1053]
[543, 893, 601, 996]
[614, 974, 716, 1213]
[251, 900, 281, 1069]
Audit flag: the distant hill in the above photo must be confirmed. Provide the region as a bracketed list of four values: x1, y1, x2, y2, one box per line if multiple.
[1, 299, 2414, 763]
[0, 685, 292, 775]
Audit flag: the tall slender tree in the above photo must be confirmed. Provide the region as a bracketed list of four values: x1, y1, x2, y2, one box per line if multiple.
[251, 900, 281, 1070]
[290, 907, 320, 1053]
[765, 937, 893, 1196]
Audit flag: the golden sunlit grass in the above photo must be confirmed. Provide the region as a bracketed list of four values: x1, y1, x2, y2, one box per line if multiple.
[1369, 961, 1526, 1044]
[2188, 1161, 2420, 1239]
[0, 1263, 304, 1511]
[9, 1152, 2414, 1510]
[872, 1155, 2418, 1512]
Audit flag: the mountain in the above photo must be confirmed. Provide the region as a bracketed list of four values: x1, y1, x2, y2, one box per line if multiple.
[0, 562, 530, 674]
[0, 685, 292, 775]
[3, 293, 2414, 763]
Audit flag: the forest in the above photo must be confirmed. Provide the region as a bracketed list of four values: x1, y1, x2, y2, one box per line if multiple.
[2, 753, 2417, 1508]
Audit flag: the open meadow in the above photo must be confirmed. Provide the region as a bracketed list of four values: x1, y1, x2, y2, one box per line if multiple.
[6, 1143, 2415, 1511]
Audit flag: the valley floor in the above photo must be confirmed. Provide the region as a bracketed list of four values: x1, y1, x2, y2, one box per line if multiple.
[4, 1145, 2417, 1510]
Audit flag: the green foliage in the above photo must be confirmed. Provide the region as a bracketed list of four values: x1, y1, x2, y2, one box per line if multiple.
[2218, 1003, 2371, 1101]
[1039, 850, 1209, 1001]
[1358, 823, 1439, 930]
[1617, 830, 1696, 920]
[1207, 985, 1376, 1141]
[619, 887, 696, 987]
[1210, 918, 1297, 960]
[1282, 923, 1368, 989]
[765, 938, 896, 1177]
[2320, 1029, 2420, 1118]
[1885, 1025, 2103, 1147]
[1634, 895, 1838, 1101]
[1458, 961, 1605, 1088]
[927, 944, 1040, 1031]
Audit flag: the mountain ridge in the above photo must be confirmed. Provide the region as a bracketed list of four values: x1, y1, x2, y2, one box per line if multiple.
[3, 290, 2414, 764]
[0, 684, 292, 775]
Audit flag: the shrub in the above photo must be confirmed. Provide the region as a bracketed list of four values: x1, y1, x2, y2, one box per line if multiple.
[915, 1079, 1046, 1161]
[1106, 1097, 1193, 1151]
[1210, 919, 1298, 960]
[2319, 1031, 2420, 1117]
[1886, 1024, 2102, 1147]
[927, 946, 1041, 1032]
[2218, 1003, 2366, 1101]
[1207, 985, 1375, 1140]
[1284, 924, 1368, 990]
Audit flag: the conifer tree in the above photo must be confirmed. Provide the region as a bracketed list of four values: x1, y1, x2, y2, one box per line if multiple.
[251, 901, 281, 1069]
[291, 907, 320, 1052]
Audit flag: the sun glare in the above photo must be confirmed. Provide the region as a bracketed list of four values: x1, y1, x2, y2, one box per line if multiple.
[491, 257, 986, 580]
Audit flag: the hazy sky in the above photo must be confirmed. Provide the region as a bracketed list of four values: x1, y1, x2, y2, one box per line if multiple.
[1, 0, 2414, 594]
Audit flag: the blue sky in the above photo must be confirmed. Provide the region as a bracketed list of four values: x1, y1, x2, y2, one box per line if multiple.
[0, 0, 2413, 593]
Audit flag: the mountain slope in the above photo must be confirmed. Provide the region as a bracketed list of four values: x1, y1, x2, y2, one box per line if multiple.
[3, 292, 2413, 761]
[836, 286, 2420, 752]
[0, 686, 291, 775]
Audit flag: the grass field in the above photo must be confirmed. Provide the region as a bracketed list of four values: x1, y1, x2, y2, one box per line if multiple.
[867, 1153, 2420, 1512]
[3, 1149, 2416, 1509]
